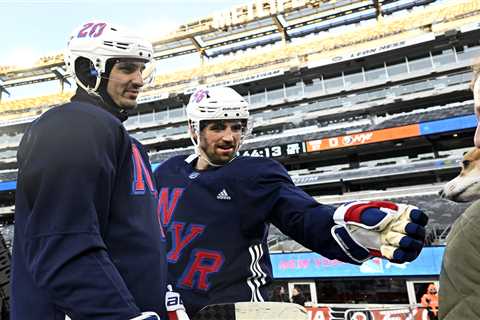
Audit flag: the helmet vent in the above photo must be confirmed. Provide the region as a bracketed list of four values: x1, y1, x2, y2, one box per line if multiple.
[116, 42, 130, 50]
[102, 41, 128, 50]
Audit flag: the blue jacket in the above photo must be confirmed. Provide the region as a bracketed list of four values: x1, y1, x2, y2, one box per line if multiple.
[12, 100, 167, 319]
[154, 154, 357, 316]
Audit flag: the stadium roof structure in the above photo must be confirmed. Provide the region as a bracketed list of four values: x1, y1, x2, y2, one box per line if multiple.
[151, 0, 381, 59]
[0, 54, 65, 88]
[0, 81, 8, 100]
[0, 0, 434, 88]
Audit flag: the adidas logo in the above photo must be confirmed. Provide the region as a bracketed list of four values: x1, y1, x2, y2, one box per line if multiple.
[216, 189, 231, 200]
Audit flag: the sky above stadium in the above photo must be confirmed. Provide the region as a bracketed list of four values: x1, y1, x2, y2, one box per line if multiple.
[0, 0, 248, 66]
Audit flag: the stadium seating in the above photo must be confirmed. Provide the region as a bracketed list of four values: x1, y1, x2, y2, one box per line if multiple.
[149, 0, 480, 93]
[0, 91, 72, 120]
[122, 66, 473, 135]
[371, 103, 473, 130]
[0, 169, 17, 182]
[0, 66, 473, 165]
[0, 223, 13, 253]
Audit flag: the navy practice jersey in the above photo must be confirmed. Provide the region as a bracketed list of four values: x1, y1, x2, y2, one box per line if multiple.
[12, 101, 168, 319]
[154, 154, 358, 317]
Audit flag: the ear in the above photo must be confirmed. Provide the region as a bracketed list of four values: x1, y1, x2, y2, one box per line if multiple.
[188, 121, 198, 143]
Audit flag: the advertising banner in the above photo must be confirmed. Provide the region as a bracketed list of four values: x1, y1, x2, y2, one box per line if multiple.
[271, 247, 443, 278]
[306, 125, 421, 153]
[306, 306, 430, 320]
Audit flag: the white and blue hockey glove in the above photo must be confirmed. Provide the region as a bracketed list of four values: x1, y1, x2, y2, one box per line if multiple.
[130, 312, 161, 320]
[332, 201, 428, 264]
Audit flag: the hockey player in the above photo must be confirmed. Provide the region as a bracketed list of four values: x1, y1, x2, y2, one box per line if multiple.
[153, 86, 428, 317]
[12, 21, 166, 319]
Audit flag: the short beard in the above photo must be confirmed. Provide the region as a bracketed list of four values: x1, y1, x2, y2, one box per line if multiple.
[200, 146, 236, 166]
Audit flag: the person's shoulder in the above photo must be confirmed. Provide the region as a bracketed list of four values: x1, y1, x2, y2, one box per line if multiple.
[233, 156, 281, 167]
[35, 101, 121, 128]
[26, 101, 126, 150]
[69, 101, 123, 125]
[229, 156, 288, 179]
[154, 154, 190, 173]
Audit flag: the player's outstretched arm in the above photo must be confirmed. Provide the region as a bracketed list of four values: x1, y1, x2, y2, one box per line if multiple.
[249, 158, 427, 264]
[332, 201, 428, 263]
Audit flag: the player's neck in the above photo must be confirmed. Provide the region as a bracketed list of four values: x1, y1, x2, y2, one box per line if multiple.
[195, 148, 225, 170]
[195, 157, 210, 171]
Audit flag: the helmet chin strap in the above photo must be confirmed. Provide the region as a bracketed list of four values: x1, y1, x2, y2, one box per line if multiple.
[75, 73, 102, 97]
[197, 147, 224, 168]
[197, 144, 240, 168]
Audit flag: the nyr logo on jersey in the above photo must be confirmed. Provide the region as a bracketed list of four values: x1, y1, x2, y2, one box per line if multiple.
[158, 187, 184, 226]
[131, 144, 157, 197]
[131, 144, 165, 238]
[159, 187, 224, 291]
[178, 249, 224, 291]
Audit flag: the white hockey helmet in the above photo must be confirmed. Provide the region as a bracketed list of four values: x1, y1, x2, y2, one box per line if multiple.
[186, 86, 251, 149]
[64, 21, 154, 93]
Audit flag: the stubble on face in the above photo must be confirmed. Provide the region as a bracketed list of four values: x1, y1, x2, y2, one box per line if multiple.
[197, 120, 244, 167]
[106, 61, 145, 110]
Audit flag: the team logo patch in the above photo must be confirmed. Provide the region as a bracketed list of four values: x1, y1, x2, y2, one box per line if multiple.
[192, 89, 209, 103]
[189, 172, 200, 179]
[216, 189, 231, 200]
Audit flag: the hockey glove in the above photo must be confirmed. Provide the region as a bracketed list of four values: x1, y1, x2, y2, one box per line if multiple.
[332, 201, 428, 264]
[166, 285, 190, 320]
[130, 312, 161, 320]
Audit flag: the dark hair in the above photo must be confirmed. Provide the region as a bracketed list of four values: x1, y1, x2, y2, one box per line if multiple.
[199, 119, 248, 132]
